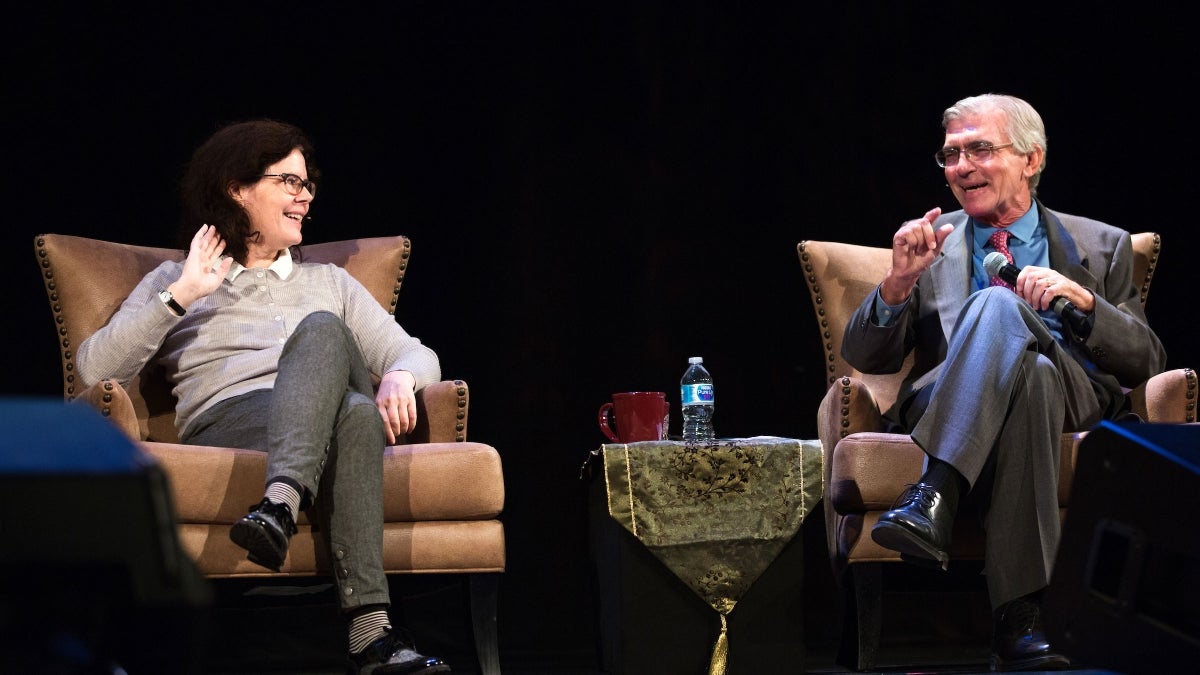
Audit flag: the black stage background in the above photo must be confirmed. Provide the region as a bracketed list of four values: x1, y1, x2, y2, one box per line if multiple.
[5, 1, 1196, 668]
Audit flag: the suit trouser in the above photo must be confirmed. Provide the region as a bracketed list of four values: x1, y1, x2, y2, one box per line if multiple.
[183, 311, 390, 611]
[899, 287, 1106, 610]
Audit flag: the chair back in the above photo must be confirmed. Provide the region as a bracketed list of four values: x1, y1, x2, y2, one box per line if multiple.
[798, 232, 1161, 414]
[797, 240, 911, 413]
[34, 233, 412, 442]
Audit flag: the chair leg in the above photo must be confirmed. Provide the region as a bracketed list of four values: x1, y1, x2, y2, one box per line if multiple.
[837, 562, 882, 672]
[469, 573, 501, 675]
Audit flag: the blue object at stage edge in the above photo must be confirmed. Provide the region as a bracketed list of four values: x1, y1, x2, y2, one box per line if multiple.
[0, 397, 151, 474]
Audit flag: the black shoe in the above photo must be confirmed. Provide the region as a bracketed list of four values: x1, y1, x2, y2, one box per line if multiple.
[990, 598, 1071, 671]
[348, 628, 451, 674]
[229, 497, 296, 571]
[871, 482, 954, 570]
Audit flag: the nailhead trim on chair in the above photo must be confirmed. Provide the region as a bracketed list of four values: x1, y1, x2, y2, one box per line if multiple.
[835, 372, 854, 437]
[454, 380, 468, 441]
[1185, 368, 1197, 423]
[387, 238, 411, 316]
[99, 381, 115, 417]
[1139, 233, 1161, 305]
[839, 376, 851, 439]
[34, 236, 77, 400]
[797, 241, 839, 385]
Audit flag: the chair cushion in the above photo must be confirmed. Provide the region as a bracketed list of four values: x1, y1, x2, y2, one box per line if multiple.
[829, 431, 1085, 514]
[142, 441, 504, 523]
[828, 433, 926, 512]
[177, 520, 506, 577]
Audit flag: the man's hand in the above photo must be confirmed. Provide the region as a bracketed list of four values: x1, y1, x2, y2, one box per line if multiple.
[168, 224, 234, 308]
[1015, 266, 1095, 313]
[376, 370, 418, 445]
[881, 207, 954, 305]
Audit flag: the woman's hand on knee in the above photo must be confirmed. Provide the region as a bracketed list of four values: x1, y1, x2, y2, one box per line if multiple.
[376, 370, 418, 444]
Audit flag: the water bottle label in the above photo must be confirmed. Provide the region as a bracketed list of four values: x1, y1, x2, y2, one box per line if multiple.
[681, 383, 714, 406]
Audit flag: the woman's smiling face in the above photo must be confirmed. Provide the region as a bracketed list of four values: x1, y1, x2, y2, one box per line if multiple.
[234, 147, 312, 264]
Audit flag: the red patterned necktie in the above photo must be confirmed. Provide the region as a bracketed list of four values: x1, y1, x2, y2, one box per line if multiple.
[988, 229, 1016, 291]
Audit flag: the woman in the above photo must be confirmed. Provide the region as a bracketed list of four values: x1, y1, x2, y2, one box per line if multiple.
[78, 119, 451, 675]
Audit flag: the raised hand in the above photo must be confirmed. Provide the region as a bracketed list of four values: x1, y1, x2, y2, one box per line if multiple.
[169, 224, 234, 308]
[881, 207, 954, 305]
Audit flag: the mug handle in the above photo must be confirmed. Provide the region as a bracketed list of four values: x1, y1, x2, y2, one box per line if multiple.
[661, 400, 671, 440]
[598, 402, 621, 443]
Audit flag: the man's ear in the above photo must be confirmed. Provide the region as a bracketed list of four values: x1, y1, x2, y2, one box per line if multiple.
[1024, 145, 1045, 179]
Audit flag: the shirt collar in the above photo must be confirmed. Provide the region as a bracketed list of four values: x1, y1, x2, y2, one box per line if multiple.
[971, 203, 1039, 247]
[226, 251, 294, 281]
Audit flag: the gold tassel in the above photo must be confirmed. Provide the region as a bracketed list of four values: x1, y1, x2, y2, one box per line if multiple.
[707, 613, 729, 675]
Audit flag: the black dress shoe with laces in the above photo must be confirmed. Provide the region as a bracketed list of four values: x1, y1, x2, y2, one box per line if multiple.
[990, 598, 1071, 671]
[871, 482, 954, 570]
[348, 628, 451, 674]
[229, 497, 297, 571]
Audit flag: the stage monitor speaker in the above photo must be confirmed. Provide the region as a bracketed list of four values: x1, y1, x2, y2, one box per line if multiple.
[0, 398, 212, 674]
[1044, 420, 1200, 674]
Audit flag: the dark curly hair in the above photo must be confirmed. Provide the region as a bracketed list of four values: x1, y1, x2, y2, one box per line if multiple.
[179, 119, 319, 263]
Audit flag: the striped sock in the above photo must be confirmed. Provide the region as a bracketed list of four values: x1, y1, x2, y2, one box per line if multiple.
[264, 481, 301, 519]
[348, 609, 391, 654]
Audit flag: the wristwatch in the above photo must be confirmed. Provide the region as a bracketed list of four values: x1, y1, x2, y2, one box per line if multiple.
[158, 289, 186, 316]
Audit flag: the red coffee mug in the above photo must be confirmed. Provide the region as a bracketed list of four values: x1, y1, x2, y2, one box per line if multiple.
[598, 391, 669, 443]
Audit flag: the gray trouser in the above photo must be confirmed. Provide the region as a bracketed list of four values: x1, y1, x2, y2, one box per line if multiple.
[899, 287, 1107, 609]
[183, 311, 389, 611]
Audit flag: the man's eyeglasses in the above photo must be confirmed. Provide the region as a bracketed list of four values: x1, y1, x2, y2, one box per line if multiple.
[261, 173, 317, 197]
[934, 141, 1014, 168]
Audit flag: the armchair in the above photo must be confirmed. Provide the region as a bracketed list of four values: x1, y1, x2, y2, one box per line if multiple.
[34, 233, 505, 675]
[797, 232, 1195, 671]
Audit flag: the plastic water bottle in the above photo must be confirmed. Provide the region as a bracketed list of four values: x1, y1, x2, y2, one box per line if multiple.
[680, 356, 715, 443]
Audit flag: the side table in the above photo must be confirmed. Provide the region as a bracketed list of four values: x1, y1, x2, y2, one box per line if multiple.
[585, 436, 823, 675]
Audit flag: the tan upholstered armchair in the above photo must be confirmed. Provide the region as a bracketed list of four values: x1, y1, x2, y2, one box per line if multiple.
[34, 233, 505, 675]
[797, 232, 1195, 671]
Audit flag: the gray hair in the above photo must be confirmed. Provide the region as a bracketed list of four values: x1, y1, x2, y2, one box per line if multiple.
[943, 93, 1047, 195]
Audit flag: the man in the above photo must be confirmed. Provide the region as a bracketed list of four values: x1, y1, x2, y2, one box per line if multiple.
[842, 93, 1165, 671]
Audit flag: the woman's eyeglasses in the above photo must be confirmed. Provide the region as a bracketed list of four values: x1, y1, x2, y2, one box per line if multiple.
[261, 173, 317, 197]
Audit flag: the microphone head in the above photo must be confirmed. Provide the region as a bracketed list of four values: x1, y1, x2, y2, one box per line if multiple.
[983, 251, 1008, 278]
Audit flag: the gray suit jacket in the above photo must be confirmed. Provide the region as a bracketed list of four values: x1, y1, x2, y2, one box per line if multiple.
[842, 201, 1167, 424]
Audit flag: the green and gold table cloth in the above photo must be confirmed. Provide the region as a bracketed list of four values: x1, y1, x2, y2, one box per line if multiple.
[599, 436, 823, 675]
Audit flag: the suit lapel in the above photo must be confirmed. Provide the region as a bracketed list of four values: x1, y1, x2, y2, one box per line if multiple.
[926, 215, 972, 342]
[1042, 205, 1098, 289]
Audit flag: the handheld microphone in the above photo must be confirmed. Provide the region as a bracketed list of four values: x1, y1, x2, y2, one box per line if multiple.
[983, 252, 1089, 326]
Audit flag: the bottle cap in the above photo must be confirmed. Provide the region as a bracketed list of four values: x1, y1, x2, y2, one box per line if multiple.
[688, 356, 703, 364]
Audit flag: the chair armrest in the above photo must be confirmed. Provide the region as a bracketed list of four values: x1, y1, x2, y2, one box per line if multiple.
[70, 378, 142, 441]
[409, 379, 469, 443]
[817, 376, 884, 455]
[817, 376, 884, 570]
[815, 377, 886, 579]
[1128, 368, 1197, 424]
